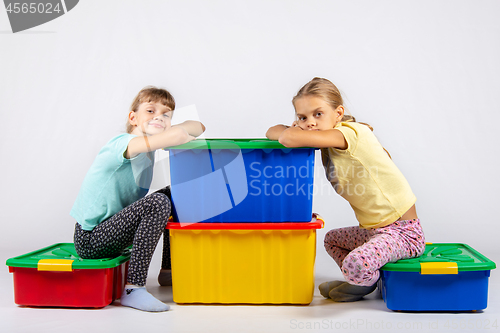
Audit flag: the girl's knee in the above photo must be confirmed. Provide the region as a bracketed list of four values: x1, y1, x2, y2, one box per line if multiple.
[150, 193, 171, 212]
[144, 194, 171, 229]
[151, 192, 170, 204]
[324, 228, 342, 246]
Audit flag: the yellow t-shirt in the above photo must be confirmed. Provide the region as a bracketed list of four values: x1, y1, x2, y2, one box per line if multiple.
[321, 122, 416, 229]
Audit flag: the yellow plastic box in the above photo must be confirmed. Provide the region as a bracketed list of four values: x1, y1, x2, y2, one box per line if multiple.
[167, 216, 324, 305]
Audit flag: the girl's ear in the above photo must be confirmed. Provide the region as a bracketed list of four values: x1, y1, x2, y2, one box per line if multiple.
[336, 105, 345, 120]
[128, 110, 137, 126]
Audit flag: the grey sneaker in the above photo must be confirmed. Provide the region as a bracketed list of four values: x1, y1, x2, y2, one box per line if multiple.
[318, 280, 345, 298]
[329, 282, 377, 302]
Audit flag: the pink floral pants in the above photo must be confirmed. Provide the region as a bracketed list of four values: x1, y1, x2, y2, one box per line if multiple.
[324, 219, 425, 287]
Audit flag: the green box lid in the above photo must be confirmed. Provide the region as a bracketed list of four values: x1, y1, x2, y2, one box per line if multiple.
[380, 243, 496, 272]
[164, 138, 313, 150]
[6, 243, 131, 270]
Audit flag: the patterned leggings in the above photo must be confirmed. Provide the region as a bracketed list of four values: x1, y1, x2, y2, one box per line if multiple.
[73, 193, 170, 286]
[324, 219, 425, 287]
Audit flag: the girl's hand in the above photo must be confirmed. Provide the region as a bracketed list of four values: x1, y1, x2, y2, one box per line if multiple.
[183, 134, 196, 144]
[173, 121, 205, 137]
[285, 126, 303, 133]
[279, 127, 347, 149]
[126, 127, 196, 158]
[168, 127, 195, 146]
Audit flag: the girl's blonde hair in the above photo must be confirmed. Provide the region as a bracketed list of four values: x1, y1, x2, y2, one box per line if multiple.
[126, 86, 176, 133]
[293, 77, 392, 156]
[292, 77, 373, 131]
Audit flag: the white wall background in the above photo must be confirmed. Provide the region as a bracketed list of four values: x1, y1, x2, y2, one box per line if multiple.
[1, 0, 499, 275]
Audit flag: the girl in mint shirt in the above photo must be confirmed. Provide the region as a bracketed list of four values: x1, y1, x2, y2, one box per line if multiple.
[71, 86, 205, 311]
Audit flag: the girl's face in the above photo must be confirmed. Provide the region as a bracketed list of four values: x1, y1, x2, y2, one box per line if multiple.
[294, 95, 344, 131]
[129, 101, 173, 136]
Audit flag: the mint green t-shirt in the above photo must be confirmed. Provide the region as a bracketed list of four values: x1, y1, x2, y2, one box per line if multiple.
[70, 133, 155, 231]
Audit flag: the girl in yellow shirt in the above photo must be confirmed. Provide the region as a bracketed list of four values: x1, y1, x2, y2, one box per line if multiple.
[267, 77, 425, 302]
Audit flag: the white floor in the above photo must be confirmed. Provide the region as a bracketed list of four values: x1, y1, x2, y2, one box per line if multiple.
[2, 247, 499, 333]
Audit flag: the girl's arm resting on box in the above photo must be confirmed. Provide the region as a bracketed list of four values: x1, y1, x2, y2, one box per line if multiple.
[126, 127, 195, 159]
[278, 127, 347, 149]
[173, 120, 206, 137]
[266, 124, 289, 141]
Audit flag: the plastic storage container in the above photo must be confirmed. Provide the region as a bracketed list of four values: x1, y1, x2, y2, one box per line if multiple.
[167, 215, 324, 304]
[6, 243, 130, 308]
[379, 243, 496, 311]
[166, 139, 315, 223]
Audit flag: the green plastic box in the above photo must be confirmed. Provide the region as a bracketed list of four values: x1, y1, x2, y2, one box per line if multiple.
[379, 243, 496, 311]
[7, 243, 130, 308]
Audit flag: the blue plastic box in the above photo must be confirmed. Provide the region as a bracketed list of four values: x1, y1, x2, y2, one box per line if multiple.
[379, 243, 496, 311]
[166, 139, 315, 223]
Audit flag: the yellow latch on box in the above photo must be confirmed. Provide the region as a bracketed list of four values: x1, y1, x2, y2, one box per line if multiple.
[420, 262, 458, 275]
[37, 259, 74, 272]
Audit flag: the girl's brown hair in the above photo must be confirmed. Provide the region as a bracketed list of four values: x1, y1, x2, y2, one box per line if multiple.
[127, 86, 176, 133]
[292, 77, 373, 131]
